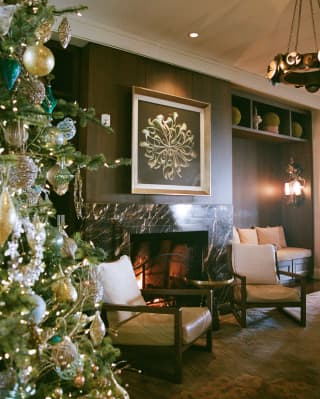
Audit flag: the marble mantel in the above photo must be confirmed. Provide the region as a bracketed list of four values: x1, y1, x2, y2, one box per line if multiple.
[83, 202, 233, 280]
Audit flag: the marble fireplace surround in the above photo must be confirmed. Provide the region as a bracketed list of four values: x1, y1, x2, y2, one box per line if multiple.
[83, 203, 233, 280]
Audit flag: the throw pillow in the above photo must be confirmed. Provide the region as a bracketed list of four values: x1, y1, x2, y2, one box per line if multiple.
[237, 228, 258, 244]
[256, 226, 287, 249]
[98, 255, 146, 327]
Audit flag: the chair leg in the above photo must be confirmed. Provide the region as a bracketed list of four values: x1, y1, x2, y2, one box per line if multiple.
[240, 305, 247, 328]
[173, 347, 183, 383]
[301, 283, 306, 327]
[301, 298, 306, 327]
[206, 328, 212, 352]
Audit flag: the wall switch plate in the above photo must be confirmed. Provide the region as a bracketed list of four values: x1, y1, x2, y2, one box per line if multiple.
[101, 113, 111, 127]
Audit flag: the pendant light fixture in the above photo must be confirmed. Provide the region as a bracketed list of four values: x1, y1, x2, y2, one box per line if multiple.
[266, 0, 320, 93]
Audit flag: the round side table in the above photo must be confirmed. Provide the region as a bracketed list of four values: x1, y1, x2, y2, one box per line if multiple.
[188, 278, 234, 330]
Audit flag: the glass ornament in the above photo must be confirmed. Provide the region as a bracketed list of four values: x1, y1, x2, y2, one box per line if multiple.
[0, 186, 17, 246]
[43, 126, 65, 147]
[0, 367, 16, 393]
[109, 370, 130, 399]
[0, 58, 21, 90]
[47, 164, 73, 187]
[90, 311, 106, 347]
[45, 225, 64, 251]
[57, 117, 76, 140]
[51, 336, 78, 369]
[22, 43, 55, 77]
[0, 5, 16, 36]
[9, 155, 38, 189]
[3, 120, 29, 148]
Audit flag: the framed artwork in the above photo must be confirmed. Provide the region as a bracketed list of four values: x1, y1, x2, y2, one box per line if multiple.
[131, 86, 211, 195]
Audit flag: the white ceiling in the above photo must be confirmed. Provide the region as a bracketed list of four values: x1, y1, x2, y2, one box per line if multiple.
[51, 0, 320, 109]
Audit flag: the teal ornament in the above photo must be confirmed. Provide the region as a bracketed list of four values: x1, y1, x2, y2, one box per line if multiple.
[49, 335, 63, 345]
[0, 58, 21, 90]
[42, 84, 57, 114]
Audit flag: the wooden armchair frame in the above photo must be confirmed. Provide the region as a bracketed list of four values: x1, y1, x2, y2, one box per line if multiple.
[102, 288, 212, 383]
[231, 270, 306, 327]
[228, 244, 307, 328]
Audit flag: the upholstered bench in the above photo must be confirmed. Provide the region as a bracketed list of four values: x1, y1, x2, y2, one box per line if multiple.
[233, 226, 313, 279]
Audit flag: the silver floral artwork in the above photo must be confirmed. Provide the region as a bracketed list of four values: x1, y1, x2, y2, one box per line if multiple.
[140, 112, 197, 181]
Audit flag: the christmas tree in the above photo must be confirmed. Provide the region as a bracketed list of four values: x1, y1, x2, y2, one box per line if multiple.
[0, 1, 130, 398]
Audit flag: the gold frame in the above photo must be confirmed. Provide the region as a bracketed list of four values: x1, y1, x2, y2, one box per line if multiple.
[131, 86, 211, 195]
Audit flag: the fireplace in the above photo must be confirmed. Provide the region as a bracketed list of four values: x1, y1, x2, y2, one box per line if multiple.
[83, 202, 233, 281]
[130, 231, 208, 289]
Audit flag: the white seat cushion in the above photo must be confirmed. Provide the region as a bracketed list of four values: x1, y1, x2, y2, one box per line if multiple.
[98, 255, 146, 327]
[111, 307, 212, 346]
[234, 284, 301, 302]
[277, 247, 312, 262]
[232, 243, 279, 284]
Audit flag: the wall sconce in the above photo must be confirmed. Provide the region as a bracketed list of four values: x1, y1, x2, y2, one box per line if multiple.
[284, 157, 305, 205]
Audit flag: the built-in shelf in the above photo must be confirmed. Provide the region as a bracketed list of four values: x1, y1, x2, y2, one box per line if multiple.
[232, 91, 311, 143]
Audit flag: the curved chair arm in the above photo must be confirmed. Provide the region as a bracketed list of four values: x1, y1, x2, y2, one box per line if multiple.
[102, 302, 181, 315]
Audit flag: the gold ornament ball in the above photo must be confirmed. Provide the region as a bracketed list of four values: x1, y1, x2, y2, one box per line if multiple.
[73, 373, 85, 388]
[52, 387, 63, 399]
[23, 44, 55, 77]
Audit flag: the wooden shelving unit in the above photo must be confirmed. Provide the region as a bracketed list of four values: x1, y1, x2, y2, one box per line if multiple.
[232, 91, 311, 143]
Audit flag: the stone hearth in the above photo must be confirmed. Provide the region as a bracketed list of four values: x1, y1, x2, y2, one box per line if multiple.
[83, 203, 232, 280]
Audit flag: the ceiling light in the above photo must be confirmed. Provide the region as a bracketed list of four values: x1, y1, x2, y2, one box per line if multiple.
[188, 32, 199, 38]
[266, 0, 320, 93]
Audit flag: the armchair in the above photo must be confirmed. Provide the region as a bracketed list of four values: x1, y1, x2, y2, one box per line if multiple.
[98, 255, 212, 383]
[229, 243, 306, 328]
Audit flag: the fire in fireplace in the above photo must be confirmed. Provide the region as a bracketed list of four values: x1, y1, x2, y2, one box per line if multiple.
[130, 231, 208, 289]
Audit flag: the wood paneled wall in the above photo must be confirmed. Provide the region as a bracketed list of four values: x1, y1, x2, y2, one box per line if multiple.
[79, 43, 233, 205]
[233, 137, 313, 250]
[49, 41, 313, 250]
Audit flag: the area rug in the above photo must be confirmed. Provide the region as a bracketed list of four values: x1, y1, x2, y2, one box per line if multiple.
[122, 291, 320, 399]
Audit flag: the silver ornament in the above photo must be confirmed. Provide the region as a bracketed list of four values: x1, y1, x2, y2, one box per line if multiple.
[58, 17, 71, 49]
[19, 75, 46, 104]
[43, 126, 65, 147]
[3, 120, 29, 148]
[90, 310, 106, 347]
[9, 155, 38, 189]
[0, 5, 16, 36]
[62, 234, 78, 259]
[36, 20, 53, 43]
